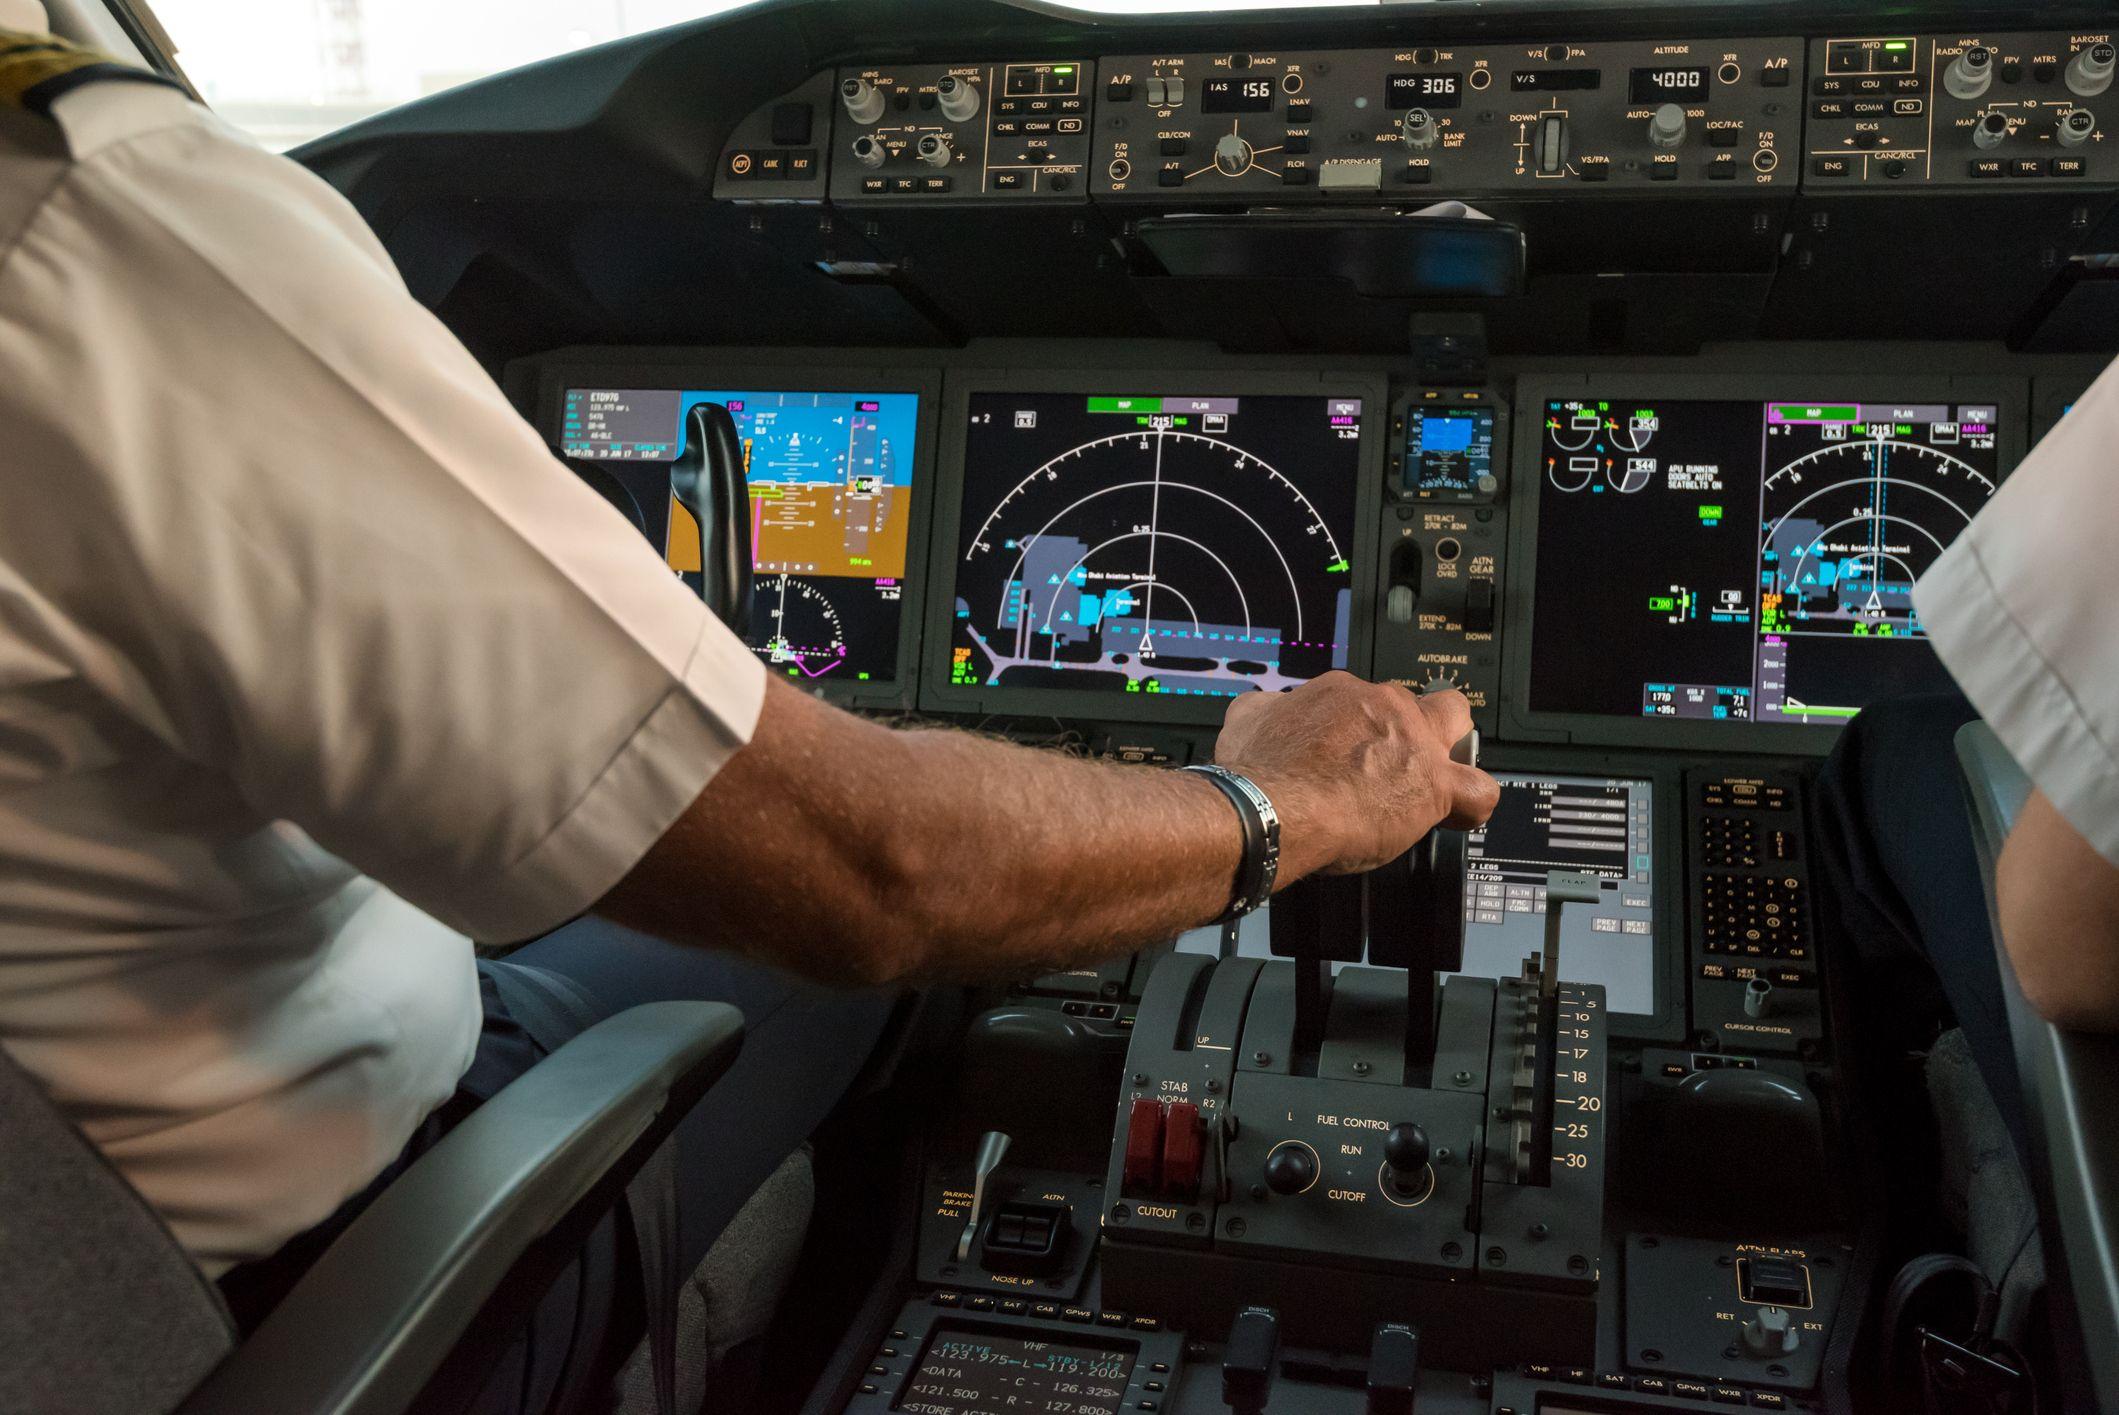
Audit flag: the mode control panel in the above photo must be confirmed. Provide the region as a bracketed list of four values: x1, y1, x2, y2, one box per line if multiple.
[1804, 31, 2118, 185]
[1092, 40, 1803, 200]
[831, 60, 1097, 202]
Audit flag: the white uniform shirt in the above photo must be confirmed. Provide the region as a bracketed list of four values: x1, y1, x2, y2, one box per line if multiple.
[0, 77, 765, 1274]
[1916, 363, 2119, 863]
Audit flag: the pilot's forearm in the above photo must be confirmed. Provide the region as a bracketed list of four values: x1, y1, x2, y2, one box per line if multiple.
[1996, 788, 2119, 1031]
[600, 679, 1265, 986]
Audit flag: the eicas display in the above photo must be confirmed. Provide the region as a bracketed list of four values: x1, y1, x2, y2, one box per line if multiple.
[1529, 397, 2000, 726]
[950, 392, 1363, 700]
[562, 386, 921, 688]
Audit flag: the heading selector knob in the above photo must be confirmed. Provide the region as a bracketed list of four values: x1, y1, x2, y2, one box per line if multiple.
[1648, 102, 1688, 149]
[915, 132, 954, 168]
[840, 75, 886, 124]
[2068, 42, 2116, 98]
[1263, 1143, 1317, 1196]
[936, 73, 981, 123]
[1214, 131, 1256, 176]
[1972, 110, 2011, 150]
[1946, 46, 1995, 100]
[1400, 108, 1439, 150]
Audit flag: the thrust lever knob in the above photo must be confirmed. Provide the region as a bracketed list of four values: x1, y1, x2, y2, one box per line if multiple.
[1385, 1121, 1431, 1180]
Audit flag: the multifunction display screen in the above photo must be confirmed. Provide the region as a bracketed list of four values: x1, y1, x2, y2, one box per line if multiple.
[950, 392, 1363, 701]
[894, 1330, 1135, 1415]
[1529, 397, 2001, 726]
[1404, 405, 1496, 496]
[1454, 775, 1658, 1015]
[561, 387, 921, 688]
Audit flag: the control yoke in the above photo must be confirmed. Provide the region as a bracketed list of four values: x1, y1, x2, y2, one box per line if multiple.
[670, 402, 753, 636]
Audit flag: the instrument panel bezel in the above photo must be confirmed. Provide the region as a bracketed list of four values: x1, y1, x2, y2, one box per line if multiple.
[522, 354, 946, 710]
[1500, 370, 2029, 756]
[920, 366, 1391, 727]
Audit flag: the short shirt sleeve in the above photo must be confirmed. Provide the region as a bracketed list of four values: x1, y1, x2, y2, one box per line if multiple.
[1913, 362, 2119, 865]
[0, 96, 765, 939]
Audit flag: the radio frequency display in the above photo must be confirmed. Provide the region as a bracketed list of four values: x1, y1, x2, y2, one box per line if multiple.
[951, 392, 1362, 700]
[1529, 397, 2000, 726]
[894, 1330, 1134, 1415]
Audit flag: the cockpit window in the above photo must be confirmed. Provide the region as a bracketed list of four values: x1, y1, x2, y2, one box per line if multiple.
[149, 0, 761, 151]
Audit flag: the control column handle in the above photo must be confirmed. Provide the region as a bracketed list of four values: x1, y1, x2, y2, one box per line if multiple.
[1366, 1322, 1421, 1415]
[954, 1130, 1012, 1262]
[1221, 1306, 1280, 1415]
[671, 402, 753, 636]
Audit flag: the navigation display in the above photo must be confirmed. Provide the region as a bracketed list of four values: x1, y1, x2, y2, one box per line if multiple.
[1529, 397, 2001, 726]
[561, 387, 920, 689]
[895, 1329, 1134, 1414]
[1455, 774, 1658, 1015]
[949, 391, 1363, 700]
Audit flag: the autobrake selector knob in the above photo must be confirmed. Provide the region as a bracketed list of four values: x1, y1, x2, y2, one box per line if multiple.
[916, 132, 954, 168]
[2068, 41, 2116, 97]
[1648, 102, 1688, 149]
[850, 134, 886, 169]
[1946, 45, 1995, 100]
[936, 73, 981, 123]
[1214, 131, 1255, 175]
[1972, 110, 2011, 150]
[840, 75, 886, 124]
[1263, 1142, 1317, 1195]
[2058, 109, 2098, 147]
[1384, 1122, 1431, 1185]
[1400, 108, 1439, 150]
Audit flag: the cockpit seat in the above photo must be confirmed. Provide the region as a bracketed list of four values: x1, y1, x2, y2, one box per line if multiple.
[0, 1001, 743, 1415]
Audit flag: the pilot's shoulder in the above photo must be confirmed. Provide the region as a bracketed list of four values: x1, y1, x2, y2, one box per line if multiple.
[1, 29, 197, 162]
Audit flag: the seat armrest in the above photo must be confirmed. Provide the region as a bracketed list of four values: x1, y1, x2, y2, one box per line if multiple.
[1954, 721, 2033, 888]
[176, 1000, 743, 1415]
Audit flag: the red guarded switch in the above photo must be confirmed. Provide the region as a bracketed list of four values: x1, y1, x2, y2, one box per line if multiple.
[1161, 1101, 1204, 1201]
[1123, 1099, 1165, 1196]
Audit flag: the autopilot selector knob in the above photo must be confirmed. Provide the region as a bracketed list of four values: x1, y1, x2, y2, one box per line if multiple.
[1214, 132, 1255, 176]
[1384, 1122, 1431, 1188]
[1400, 108, 1439, 150]
[916, 132, 954, 168]
[840, 75, 886, 124]
[850, 134, 886, 168]
[1946, 45, 1995, 100]
[1648, 102, 1688, 149]
[1972, 110, 2011, 150]
[1263, 1142, 1317, 1195]
[2058, 109, 2098, 147]
[936, 73, 981, 122]
[2068, 41, 2116, 98]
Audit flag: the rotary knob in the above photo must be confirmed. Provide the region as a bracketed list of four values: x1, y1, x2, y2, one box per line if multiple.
[1263, 1143, 1317, 1195]
[2058, 109, 2098, 147]
[916, 133, 954, 168]
[1742, 1306, 1800, 1358]
[840, 75, 886, 124]
[1400, 108, 1439, 150]
[1214, 131, 1256, 176]
[1946, 46, 1995, 101]
[1418, 668, 1462, 696]
[1648, 102, 1688, 149]
[2068, 41, 2116, 98]
[1972, 110, 2011, 150]
[850, 134, 886, 169]
[936, 73, 981, 123]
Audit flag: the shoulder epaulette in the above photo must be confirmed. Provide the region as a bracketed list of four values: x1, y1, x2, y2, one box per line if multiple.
[0, 28, 184, 117]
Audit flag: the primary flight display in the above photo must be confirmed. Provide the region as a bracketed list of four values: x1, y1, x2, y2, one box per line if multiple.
[949, 392, 1364, 700]
[561, 386, 920, 688]
[1528, 396, 2000, 726]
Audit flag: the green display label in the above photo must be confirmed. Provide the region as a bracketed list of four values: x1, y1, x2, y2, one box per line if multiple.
[1088, 396, 1161, 414]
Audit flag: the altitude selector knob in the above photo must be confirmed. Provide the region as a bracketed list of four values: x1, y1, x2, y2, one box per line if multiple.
[1972, 110, 2011, 150]
[936, 73, 981, 123]
[916, 133, 954, 168]
[1214, 131, 1256, 176]
[1400, 107, 1439, 150]
[1263, 1143, 1317, 1196]
[1648, 102, 1688, 149]
[840, 75, 886, 124]
[1384, 1123, 1432, 1181]
[2068, 42, 2116, 98]
[1946, 46, 1995, 100]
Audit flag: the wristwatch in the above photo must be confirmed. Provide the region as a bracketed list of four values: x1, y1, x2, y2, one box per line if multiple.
[1182, 764, 1282, 923]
